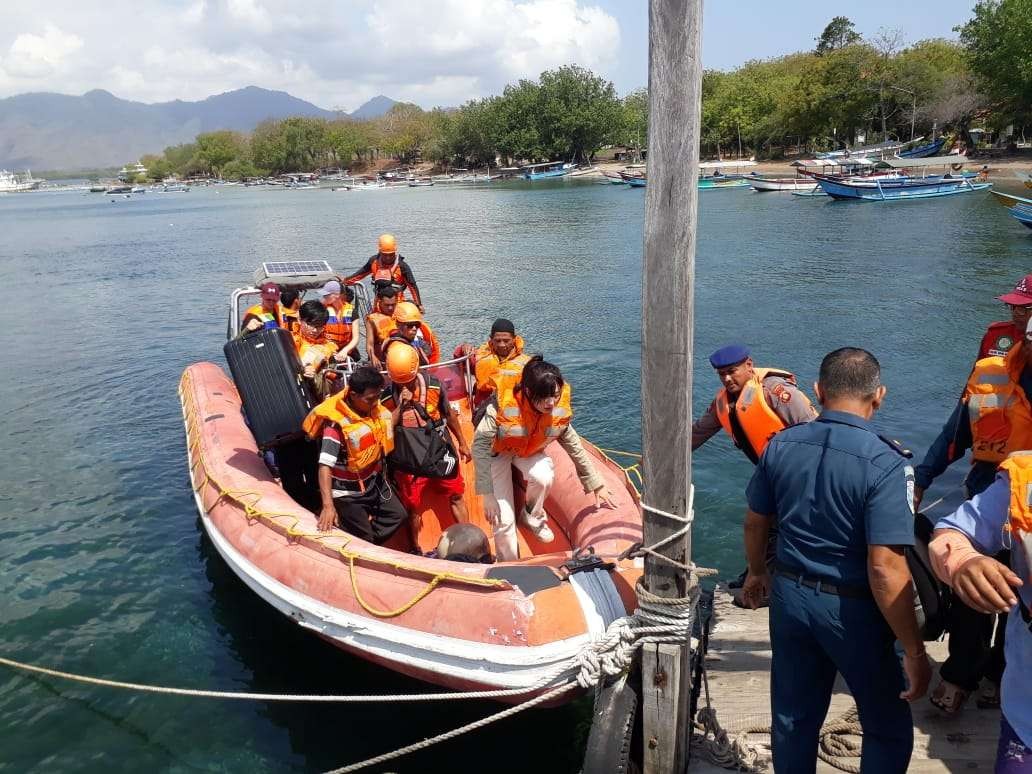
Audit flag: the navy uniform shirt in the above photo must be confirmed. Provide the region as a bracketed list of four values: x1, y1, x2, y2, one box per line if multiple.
[746, 410, 915, 587]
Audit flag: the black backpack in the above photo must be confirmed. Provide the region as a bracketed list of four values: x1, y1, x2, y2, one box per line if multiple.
[907, 511, 952, 641]
[388, 400, 458, 479]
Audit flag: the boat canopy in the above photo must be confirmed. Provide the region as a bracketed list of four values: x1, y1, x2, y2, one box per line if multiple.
[699, 160, 757, 169]
[877, 155, 969, 169]
[521, 161, 567, 169]
[791, 157, 877, 169]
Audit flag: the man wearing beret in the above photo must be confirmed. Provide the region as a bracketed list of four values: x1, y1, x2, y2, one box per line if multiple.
[692, 344, 817, 464]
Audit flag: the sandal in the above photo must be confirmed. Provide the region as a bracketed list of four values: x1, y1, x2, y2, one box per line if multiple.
[976, 682, 1001, 709]
[930, 679, 970, 715]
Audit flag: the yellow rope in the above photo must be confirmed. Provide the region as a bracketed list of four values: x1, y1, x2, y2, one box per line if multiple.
[178, 371, 508, 620]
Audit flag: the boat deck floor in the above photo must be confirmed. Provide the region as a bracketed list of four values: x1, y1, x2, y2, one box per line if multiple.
[687, 586, 1000, 772]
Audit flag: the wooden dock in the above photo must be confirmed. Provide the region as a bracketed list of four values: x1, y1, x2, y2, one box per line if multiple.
[687, 586, 1000, 772]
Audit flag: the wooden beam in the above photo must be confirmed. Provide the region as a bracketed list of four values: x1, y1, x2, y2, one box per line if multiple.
[641, 0, 703, 772]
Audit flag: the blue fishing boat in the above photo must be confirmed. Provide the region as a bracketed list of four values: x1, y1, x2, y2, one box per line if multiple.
[625, 176, 646, 188]
[698, 177, 749, 190]
[521, 161, 572, 181]
[812, 173, 991, 201]
[1012, 205, 1032, 230]
[897, 138, 946, 159]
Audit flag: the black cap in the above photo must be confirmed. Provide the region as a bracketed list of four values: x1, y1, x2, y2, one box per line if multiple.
[491, 318, 516, 335]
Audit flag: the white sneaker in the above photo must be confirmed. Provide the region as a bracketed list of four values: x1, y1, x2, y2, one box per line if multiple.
[523, 506, 555, 543]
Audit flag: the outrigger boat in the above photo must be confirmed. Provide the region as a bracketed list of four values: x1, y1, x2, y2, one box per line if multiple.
[180, 262, 644, 699]
[812, 155, 990, 201]
[990, 190, 1032, 230]
[521, 161, 573, 181]
[698, 160, 756, 189]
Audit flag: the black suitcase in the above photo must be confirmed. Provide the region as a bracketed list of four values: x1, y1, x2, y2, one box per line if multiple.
[223, 328, 316, 449]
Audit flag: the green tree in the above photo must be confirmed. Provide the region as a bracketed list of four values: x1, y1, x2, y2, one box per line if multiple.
[536, 65, 623, 161]
[815, 16, 861, 55]
[195, 131, 246, 176]
[221, 158, 262, 181]
[619, 88, 648, 155]
[957, 0, 1032, 122]
[140, 154, 172, 181]
[163, 142, 198, 175]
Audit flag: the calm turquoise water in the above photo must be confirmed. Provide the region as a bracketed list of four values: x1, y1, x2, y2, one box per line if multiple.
[0, 178, 1029, 771]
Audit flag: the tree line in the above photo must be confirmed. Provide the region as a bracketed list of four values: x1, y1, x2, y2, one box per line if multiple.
[133, 3, 1031, 181]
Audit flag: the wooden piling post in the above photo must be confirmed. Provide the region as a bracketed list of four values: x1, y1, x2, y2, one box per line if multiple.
[641, 1, 703, 772]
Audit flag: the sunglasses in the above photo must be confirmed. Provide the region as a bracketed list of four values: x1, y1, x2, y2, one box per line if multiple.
[1009, 304, 1032, 312]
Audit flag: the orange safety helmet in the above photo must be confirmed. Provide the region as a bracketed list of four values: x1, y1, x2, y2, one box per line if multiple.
[378, 233, 397, 254]
[394, 301, 422, 324]
[386, 342, 420, 382]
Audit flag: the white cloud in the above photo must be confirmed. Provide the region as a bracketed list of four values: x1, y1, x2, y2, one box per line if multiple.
[3, 23, 83, 78]
[0, 1, 622, 108]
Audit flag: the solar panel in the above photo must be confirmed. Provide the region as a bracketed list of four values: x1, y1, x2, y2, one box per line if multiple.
[262, 260, 333, 277]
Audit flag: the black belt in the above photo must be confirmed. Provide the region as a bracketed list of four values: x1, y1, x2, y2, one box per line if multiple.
[774, 565, 871, 599]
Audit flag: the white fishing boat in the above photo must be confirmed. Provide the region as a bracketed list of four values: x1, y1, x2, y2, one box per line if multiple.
[0, 169, 43, 192]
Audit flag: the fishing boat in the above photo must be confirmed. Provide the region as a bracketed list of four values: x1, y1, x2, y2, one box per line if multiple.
[812, 173, 991, 201]
[991, 191, 1032, 230]
[625, 176, 646, 188]
[407, 178, 434, 187]
[603, 172, 628, 185]
[897, 137, 946, 159]
[521, 161, 572, 181]
[0, 169, 43, 192]
[1016, 171, 1032, 190]
[749, 177, 820, 193]
[698, 160, 756, 189]
[179, 263, 644, 699]
[816, 139, 907, 161]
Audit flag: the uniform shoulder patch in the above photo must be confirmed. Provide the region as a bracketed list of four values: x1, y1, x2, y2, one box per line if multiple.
[772, 384, 793, 404]
[877, 434, 913, 458]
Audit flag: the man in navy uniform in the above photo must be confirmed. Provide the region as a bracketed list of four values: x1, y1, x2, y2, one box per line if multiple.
[742, 347, 930, 771]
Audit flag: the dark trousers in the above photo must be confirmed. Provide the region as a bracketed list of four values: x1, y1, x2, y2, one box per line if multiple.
[941, 549, 1010, 691]
[770, 575, 913, 773]
[332, 475, 409, 544]
[274, 439, 320, 512]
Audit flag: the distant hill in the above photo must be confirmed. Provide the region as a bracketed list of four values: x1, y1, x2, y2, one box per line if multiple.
[0, 87, 399, 171]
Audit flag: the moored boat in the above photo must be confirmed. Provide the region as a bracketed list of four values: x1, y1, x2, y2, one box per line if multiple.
[749, 177, 819, 193]
[1017, 171, 1032, 190]
[897, 137, 946, 159]
[521, 161, 572, 181]
[812, 173, 991, 201]
[179, 266, 644, 699]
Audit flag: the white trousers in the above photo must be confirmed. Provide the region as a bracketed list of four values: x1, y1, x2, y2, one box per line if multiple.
[490, 451, 555, 561]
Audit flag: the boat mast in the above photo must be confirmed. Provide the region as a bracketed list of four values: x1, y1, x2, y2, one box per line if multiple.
[640, 0, 703, 772]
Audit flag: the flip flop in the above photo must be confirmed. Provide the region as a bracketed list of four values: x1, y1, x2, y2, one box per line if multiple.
[930, 679, 970, 716]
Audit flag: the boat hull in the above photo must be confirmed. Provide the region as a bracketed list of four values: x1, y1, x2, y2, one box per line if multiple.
[749, 178, 819, 192]
[523, 169, 569, 180]
[179, 362, 643, 700]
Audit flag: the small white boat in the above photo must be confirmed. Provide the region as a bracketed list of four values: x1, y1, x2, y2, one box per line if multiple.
[749, 177, 819, 193]
[0, 169, 43, 192]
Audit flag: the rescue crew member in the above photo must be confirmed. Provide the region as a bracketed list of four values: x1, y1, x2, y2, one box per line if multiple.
[473, 356, 613, 562]
[241, 282, 283, 332]
[318, 280, 360, 364]
[692, 344, 817, 464]
[342, 233, 423, 310]
[279, 288, 301, 334]
[292, 300, 338, 400]
[385, 302, 440, 366]
[306, 366, 409, 543]
[978, 274, 1032, 359]
[742, 347, 929, 772]
[457, 319, 531, 404]
[929, 461, 1032, 773]
[383, 344, 472, 546]
[365, 286, 400, 370]
[914, 317, 1032, 714]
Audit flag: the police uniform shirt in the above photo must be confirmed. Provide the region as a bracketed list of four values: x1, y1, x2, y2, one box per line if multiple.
[691, 374, 816, 451]
[746, 410, 915, 587]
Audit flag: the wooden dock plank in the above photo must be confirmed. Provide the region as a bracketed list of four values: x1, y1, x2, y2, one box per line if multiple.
[688, 586, 999, 772]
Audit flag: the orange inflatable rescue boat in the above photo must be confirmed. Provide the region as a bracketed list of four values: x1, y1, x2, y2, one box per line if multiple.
[180, 264, 644, 700]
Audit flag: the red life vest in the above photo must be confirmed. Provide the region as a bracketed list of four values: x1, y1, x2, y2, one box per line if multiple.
[979, 321, 1021, 359]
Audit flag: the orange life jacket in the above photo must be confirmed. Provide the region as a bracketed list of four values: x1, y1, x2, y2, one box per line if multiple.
[302, 387, 394, 476]
[243, 303, 282, 330]
[279, 305, 300, 335]
[492, 372, 573, 457]
[367, 312, 398, 359]
[714, 368, 802, 462]
[372, 256, 410, 301]
[382, 374, 444, 424]
[997, 453, 1032, 611]
[963, 347, 1032, 463]
[324, 301, 355, 348]
[292, 331, 337, 370]
[474, 336, 528, 398]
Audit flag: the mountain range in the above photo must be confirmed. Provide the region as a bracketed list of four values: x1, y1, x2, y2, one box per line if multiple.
[0, 86, 398, 172]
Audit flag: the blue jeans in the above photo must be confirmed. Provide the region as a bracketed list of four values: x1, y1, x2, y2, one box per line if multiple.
[996, 715, 1032, 773]
[770, 574, 913, 773]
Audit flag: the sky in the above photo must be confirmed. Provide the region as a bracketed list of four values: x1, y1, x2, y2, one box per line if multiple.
[0, 1, 979, 111]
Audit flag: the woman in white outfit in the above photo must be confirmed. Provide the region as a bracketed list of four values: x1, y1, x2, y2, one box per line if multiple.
[472, 356, 613, 561]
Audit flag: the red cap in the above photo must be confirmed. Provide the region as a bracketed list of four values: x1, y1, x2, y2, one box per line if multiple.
[998, 274, 1032, 305]
[259, 282, 281, 301]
